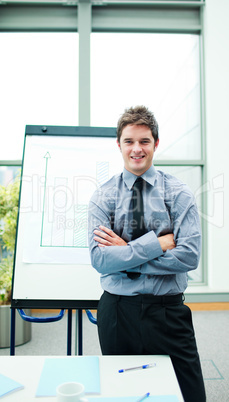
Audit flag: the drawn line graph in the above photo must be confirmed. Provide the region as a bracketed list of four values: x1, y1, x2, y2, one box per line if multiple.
[40, 153, 109, 248]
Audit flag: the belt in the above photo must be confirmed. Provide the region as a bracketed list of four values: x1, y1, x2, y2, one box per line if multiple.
[104, 291, 184, 306]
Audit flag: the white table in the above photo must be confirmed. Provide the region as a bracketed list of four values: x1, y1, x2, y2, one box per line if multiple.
[0, 355, 184, 401]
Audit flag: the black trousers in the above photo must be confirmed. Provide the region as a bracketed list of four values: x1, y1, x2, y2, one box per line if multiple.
[97, 291, 206, 402]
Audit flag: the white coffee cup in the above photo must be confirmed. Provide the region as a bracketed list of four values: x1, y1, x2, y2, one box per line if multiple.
[56, 382, 88, 402]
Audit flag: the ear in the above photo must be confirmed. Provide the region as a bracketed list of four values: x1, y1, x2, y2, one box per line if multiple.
[117, 139, 121, 151]
[154, 139, 159, 150]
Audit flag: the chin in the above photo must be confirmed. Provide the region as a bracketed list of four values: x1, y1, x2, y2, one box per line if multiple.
[132, 162, 145, 170]
[132, 168, 145, 175]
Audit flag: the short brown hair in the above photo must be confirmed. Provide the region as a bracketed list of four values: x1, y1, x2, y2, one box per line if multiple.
[117, 105, 159, 143]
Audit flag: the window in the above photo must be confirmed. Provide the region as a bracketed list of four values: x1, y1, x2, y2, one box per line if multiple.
[91, 33, 201, 161]
[0, 32, 79, 161]
[0, 166, 20, 187]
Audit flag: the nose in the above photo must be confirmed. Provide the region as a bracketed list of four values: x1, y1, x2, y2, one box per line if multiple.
[133, 141, 142, 153]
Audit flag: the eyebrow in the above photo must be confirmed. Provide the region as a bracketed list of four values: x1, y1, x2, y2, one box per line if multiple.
[123, 137, 153, 141]
[123, 137, 151, 141]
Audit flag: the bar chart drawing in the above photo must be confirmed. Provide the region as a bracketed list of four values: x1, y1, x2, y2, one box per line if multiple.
[96, 161, 109, 187]
[40, 154, 107, 249]
[74, 205, 88, 248]
[40, 156, 88, 248]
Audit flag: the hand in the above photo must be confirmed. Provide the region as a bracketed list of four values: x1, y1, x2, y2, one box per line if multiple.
[158, 233, 176, 252]
[94, 225, 127, 247]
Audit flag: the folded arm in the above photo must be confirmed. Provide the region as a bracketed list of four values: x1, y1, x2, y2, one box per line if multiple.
[147, 202, 201, 274]
[88, 199, 175, 275]
[88, 188, 201, 275]
[94, 225, 175, 252]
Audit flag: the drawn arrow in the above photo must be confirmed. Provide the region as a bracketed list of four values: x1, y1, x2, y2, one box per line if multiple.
[40, 152, 51, 246]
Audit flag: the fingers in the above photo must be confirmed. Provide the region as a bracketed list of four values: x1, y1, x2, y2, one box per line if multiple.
[98, 225, 116, 237]
[93, 234, 112, 246]
[94, 226, 116, 241]
[93, 226, 127, 247]
[93, 226, 115, 246]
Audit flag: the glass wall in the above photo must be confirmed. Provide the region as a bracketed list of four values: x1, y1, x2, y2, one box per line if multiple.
[91, 33, 201, 161]
[0, 166, 20, 187]
[0, 32, 79, 161]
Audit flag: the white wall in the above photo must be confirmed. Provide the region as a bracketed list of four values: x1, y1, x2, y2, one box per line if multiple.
[203, 0, 229, 293]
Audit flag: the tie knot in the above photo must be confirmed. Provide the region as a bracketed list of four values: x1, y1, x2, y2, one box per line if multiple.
[133, 176, 144, 190]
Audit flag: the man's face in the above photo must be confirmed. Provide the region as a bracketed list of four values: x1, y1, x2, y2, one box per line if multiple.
[117, 124, 159, 176]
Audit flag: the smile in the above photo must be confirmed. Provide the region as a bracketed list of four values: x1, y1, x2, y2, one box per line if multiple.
[131, 156, 145, 159]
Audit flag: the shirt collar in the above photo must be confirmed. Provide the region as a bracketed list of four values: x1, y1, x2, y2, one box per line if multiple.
[123, 165, 157, 190]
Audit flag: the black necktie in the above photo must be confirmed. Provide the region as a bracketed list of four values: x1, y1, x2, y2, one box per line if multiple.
[131, 177, 146, 240]
[125, 177, 146, 280]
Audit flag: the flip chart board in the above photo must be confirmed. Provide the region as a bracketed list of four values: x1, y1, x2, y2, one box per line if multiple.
[11, 125, 122, 309]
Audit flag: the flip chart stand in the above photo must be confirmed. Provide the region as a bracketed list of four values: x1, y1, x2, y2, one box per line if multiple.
[10, 308, 71, 356]
[85, 310, 97, 325]
[10, 308, 97, 356]
[17, 308, 65, 323]
[75, 310, 97, 356]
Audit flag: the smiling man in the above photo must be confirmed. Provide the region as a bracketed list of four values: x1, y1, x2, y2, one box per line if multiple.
[88, 106, 206, 402]
[117, 123, 159, 176]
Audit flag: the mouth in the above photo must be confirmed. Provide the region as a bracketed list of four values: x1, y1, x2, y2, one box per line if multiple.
[131, 156, 145, 160]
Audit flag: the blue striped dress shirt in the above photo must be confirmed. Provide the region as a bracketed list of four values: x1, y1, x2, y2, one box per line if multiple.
[88, 165, 201, 296]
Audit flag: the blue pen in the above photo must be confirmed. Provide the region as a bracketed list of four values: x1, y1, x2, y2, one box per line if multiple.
[118, 363, 155, 373]
[136, 392, 150, 402]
